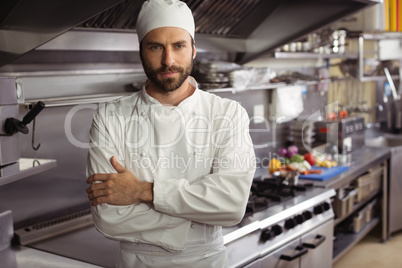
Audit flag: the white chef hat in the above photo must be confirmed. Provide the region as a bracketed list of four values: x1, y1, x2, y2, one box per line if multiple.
[136, 0, 195, 43]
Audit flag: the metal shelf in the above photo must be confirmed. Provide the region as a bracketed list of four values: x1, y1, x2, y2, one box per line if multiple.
[25, 93, 133, 108]
[206, 79, 333, 93]
[358, 34, 401, 82]
[361, 31, 402, 40]
[274, 52, 358, 59]
[333, 217, 380, 263]
[0, 158, 57, 187]
[334, 193, 381, 226]
[359, 75, 400, 82]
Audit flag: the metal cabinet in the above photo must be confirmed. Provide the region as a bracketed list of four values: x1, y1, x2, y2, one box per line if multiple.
[389, 146, 402, 235]
[244, 220, 333, 268]
[259, 238, 300, 268]
[300, 220, 333, 268]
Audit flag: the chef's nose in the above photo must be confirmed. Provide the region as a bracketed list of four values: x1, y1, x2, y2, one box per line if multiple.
[162, 48, 175, 67]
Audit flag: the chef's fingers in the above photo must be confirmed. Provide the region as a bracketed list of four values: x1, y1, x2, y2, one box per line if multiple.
[86, 181, 106, 193]
[87, 189, 107, 201]
[86, 173, 114, 184]
[90, 196, 108, 206]
[110, 156, 126, 173]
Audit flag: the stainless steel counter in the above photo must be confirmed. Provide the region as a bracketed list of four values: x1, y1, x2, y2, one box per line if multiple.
[29, 225, 119, 268]
[1, 245, 101, 268]
[299, 144, 391, 247]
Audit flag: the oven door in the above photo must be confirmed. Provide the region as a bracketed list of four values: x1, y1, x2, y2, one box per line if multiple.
[243, 219, 333, 268]
[300, 220, 333, 268]
[251, 238, 302, 268]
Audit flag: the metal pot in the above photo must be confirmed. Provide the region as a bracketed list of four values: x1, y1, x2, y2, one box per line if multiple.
[273, 170, 299, 186]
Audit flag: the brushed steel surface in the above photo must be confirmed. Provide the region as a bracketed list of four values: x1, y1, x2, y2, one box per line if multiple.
[2, 245, 101, 268]
[0, 210, 13, 252]
[366, 132, 402, 235]
[225, 191, 335, 268]
[0, 105, 20, 166]
[0, 77, 18, 105]
[0, 0, 124, 67]
[0, 159, 57, 187]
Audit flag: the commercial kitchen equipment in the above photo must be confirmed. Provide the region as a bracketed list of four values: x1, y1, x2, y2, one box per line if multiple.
[0, 0, 382, 68]
[0, 78, 20, 168]
[11, 173, 335, 268]
[314, 116, 365, 154]
[0, 78, 46, 178]
[366, 133, 402, 237]
[224, 178, 335, 268]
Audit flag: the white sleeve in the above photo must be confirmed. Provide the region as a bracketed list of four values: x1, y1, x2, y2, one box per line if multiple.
[153, 105, 256, 226]
[86, 108, 191, 251]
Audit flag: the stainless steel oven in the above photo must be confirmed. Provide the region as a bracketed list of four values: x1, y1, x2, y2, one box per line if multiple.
[223, 179, 335, 268]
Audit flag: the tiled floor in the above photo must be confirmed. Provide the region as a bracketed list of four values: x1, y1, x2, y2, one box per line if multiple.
[333, 229, 402, 268]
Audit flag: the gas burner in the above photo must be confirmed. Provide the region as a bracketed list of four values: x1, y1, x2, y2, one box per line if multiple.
[247, 195, 269, 214]
[245, 177, 315, 216]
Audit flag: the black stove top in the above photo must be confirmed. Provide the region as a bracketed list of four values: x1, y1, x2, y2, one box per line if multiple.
[246, 178, 314, 216]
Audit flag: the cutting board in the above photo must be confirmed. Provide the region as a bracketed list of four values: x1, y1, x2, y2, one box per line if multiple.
[299, 166, 349, 181]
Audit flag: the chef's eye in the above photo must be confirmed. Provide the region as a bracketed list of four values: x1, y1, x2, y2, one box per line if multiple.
[149, 45, 162, 51]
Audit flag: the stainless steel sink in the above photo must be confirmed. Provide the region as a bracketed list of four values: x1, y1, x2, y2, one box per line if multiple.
[365, 136, 402, 148]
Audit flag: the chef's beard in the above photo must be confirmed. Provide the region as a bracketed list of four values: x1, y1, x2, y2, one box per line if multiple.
[142, 57, 193, 92]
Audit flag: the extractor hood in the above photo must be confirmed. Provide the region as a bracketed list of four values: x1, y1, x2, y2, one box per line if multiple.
[0, 0, 123, 68]
[0, 0, 380, 67]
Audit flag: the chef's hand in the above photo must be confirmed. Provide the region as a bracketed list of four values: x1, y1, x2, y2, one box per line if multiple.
[86, 156, 153, 206]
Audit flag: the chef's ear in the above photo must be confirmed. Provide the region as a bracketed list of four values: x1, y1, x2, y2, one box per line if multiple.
[192, 38, 196, 59]
[193, 46, 197, 59]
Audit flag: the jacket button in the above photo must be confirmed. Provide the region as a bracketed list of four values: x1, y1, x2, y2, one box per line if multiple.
[191, 224, 195, 229]
[141, 111, 146, 117]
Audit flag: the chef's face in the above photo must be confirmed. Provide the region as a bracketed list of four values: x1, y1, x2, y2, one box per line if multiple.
[140, 27, 196, 92]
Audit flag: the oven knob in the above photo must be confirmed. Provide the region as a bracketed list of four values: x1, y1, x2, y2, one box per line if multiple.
[314, 204, 324, 214]
[285, 218, 296, 229]
[295, 214, 305, 224]
[271, 224, 283, 236]
[260, 228, 273, 242]
[323, 202, 331, 211]
[302, 210, 313, 220]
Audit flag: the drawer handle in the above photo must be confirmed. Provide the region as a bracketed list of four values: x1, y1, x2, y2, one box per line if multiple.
[279, 246, 308, 261]
[302, 234, 325, 249]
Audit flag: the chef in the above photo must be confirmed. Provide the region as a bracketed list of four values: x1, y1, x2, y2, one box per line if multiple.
[85, 0, 256, 267]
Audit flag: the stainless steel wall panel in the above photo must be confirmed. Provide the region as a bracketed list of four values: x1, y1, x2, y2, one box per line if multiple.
[0, 77, 18, 105]
[0, 105, 20, 166]
[20, 72, 145, 100]
[0, 104, 95, 228]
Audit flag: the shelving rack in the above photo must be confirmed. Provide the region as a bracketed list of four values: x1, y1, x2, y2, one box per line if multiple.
[0, 158, 57, 187]
[358, 32, 402, 82]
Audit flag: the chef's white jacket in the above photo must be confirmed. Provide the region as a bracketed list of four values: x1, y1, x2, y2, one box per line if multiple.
[86, 77, 256, 266]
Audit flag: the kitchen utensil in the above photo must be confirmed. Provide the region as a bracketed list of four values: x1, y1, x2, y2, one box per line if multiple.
[384, 67, 402, 130]
[4, 101, 45, 136]
[384, 67, 400, 100]
[272, 170, 299, 186]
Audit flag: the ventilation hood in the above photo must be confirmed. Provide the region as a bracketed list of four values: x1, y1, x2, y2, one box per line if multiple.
[0, 0, 123, 67]
[0, 0, 380, 67]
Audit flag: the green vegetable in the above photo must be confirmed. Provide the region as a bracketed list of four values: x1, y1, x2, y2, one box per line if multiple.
[281, 157, 291, 165]
[290, 154, 304, 163]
